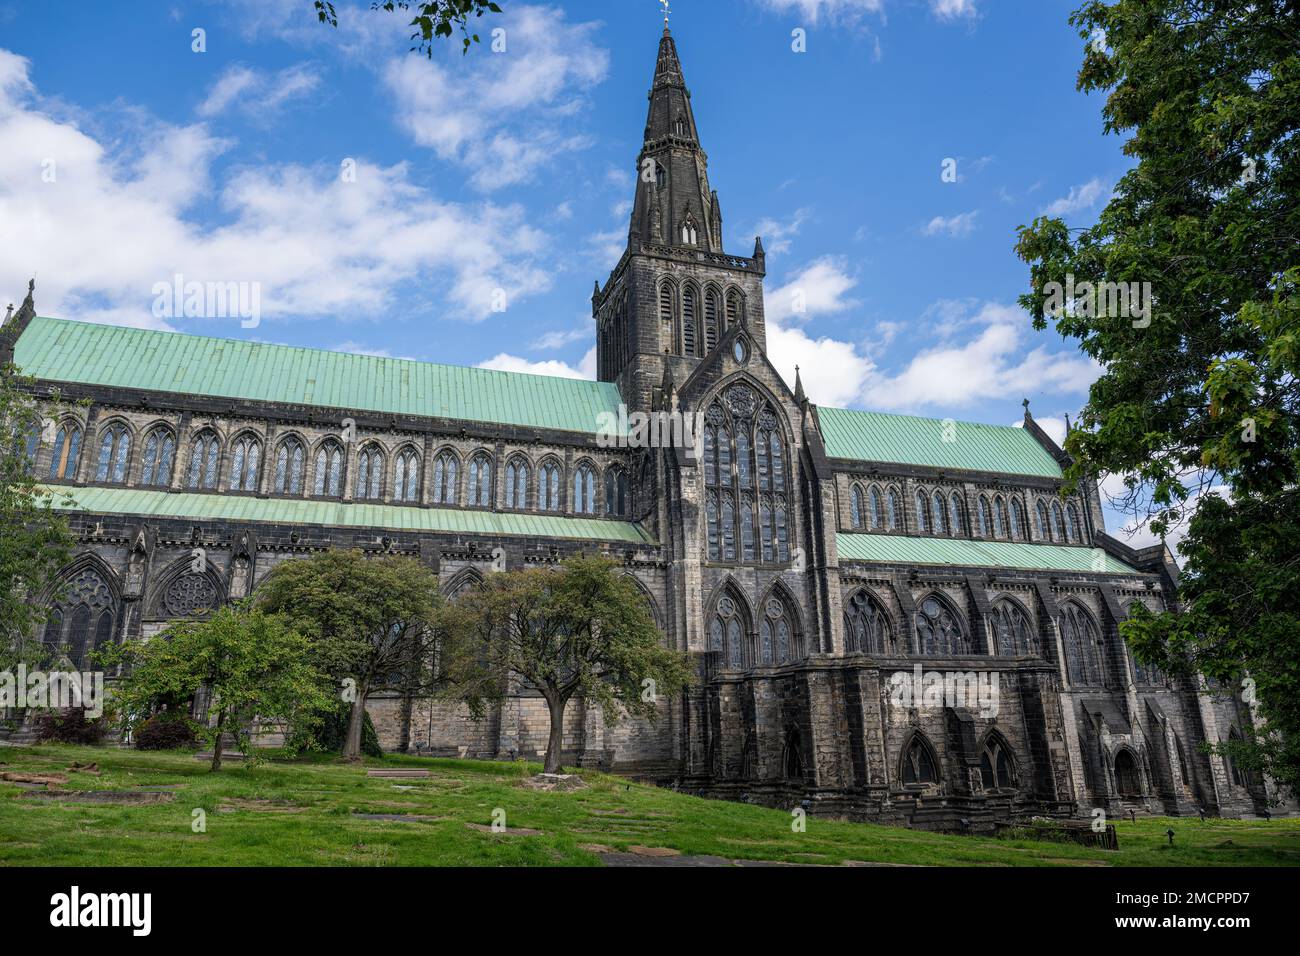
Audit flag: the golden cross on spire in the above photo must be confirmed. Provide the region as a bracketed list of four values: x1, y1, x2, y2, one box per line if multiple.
[659, 0, 670, 27]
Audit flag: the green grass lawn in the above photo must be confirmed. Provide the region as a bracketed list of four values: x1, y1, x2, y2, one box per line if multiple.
[2, 744, 1297, 867]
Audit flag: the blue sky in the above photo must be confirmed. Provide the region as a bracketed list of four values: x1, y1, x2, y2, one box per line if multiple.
[0, 0, 1127, 454]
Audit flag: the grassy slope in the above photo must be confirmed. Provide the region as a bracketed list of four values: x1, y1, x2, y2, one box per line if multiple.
[1, 744, 1297, 867]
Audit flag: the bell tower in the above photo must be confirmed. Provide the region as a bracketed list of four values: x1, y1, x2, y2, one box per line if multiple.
[594, 25, 768, 410]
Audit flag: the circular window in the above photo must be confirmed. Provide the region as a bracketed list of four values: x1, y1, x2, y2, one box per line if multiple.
[733, 337, 749, 364]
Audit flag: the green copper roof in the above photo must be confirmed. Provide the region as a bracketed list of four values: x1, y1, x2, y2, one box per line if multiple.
[15, 316, 623, 435]
[817, 406, 1062, 478]
[44, 486, 654, 545]
[836, 533, 1137, 574]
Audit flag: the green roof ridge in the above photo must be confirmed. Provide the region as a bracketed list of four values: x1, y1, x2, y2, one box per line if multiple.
[836, 532, 1135, 574]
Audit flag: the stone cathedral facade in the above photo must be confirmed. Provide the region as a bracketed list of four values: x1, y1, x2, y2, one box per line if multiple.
[1, 27, 1279, 827]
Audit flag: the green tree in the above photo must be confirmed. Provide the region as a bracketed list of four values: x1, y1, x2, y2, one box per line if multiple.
[0, 363, 76, 674]
[443, 556, 692, 774]
[103, 605, 329, 771]
[1015, 1, 1299, 792]
[314, 0, 503, 55]
[256, 550, 451, 761]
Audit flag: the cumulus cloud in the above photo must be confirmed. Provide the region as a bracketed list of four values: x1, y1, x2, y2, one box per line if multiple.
[750, 0, 884, 23]
[922, 210, 978, 238]
[1043, 176, 1111, 217]
[767, 321, 876, 408]
[931, 0, 978, 21]
[752, 207, 812, 257]
[764, 256, 859, 324]
[0, 48, 552, 329]
[479, 346, 596, 380]
[860, 302, 1100, 411]
[198, 62, 321, 119]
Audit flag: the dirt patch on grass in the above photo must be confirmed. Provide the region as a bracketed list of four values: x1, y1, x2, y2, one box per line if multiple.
[23, 790, 175, 805]
[519, 773, 588, 793]
[466, 822, 543, 837]
[216, 798, 307, 814]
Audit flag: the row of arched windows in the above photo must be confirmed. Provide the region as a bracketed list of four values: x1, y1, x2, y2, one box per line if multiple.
[658, 278, 747, 359]
[708, 589, 802, 668]
[39, 420, 632, 518]
[847, 480, 1086, 545]
[898, 733, 1018, 791]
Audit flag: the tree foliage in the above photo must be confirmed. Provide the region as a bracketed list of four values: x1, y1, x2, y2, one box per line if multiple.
[1015, 1, 1299, 793]
[442, 556, 692, 774]
[315, 0, 503, 55]
[256, 550, 454, 761]
[103, 605, 329, 771]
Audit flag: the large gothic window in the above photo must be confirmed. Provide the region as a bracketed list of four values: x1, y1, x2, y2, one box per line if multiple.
[850, 484, 865, 529]
[505, 456, 530, 510]
[991, 599, 1038, 656]
[393, 448, 420, 503]
[573, 463, 596, 515]
[916, 595, 968, 656]
[46, 568, 115, 669]
[314, 441, 344, 497]
[356, 445, 384, 501]
[432, 451, 459, 505]
[948, 492, 964, 534]
[709, 594, 746, 668]
[228, 435, 261, 492]
[187, 431, 220, 490]
[538, 460, 561, 512]
[845, 590, 891, 654]
[981, 738, 1016, 790]
[1035, 500, 1049, 539]
[273, 438, 305, 495]
[932, 491, 947, 534]
[94, 423, 131, 483]
[915, 491, 929, 532]
[140, 428, 176, 487]
[1060, 602, 1106, 686]
[758, 595, 796, 665]
[468, 453, 493, 507]
[901, 736, 938, 785]
[605, 466, 629, 517]
[48, 422, 82, 480]
[702, 387, 791, 565]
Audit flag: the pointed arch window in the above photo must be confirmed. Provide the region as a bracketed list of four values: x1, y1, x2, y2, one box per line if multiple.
[845, 590, 891, 654]
[140, 429, 177, 487]
[1060, 603, 1105, 686]
[711, 595, 745, 668]
[759, 595, 796, 665]
[755, 431, 770, 491]
[917, 595, 968, 656]
[187, 431, 221, 491]
[703, 426, 718, 486]
[977, 496, 992, 536]
[681, 218, 698, 245]
[704, 289, 720, 351]
[948, 493, 964, 534]
[886, 488, 900, 531]
[468, 453, 493, 507]
[42, 608, 64, 650]
[991, 600, 1037, 656]
[980, 738, 1016, 790]
[932, 491, 947, 534]
[655, 163, 667, 190]
[94, 423, 131, 483]
[273, 438, 305, 495]
[538, 461, 560, 512]
[994, 496, 1009, 538]
[1035, 500, 1049, 539]
[901, 736, 938, 785]
[314, 441, 344, 497]
[870, 486, 884, 529]
[1009, 497, 1025, 540]
[505, 457, 530, 511]
[1051, 502, 1066, 541]
[228, 435, 260, 492]
[48, 423, 82, 480]
[725, 289, 743, 329]
[914, 491, 929, 532]
[682, 284, 698, 356]
[573, 463, 596, 515]
[356, 445, 384, 501]
[393, 449, 420, 503]
[850, 485, 865, 529]
[605, 466, 629, 517]
[1065, 503, 1081, 543]
[432, 452, 459, 505]
[658, 281, 675, 346]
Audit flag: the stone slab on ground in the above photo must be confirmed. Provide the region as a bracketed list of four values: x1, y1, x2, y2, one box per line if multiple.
[465, 822, 543, 837]
[22, 790, 175, 805]
[520, 773, 588, 792]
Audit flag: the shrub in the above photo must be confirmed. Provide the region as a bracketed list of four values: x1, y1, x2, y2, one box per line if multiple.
[33, 708, 107, 745]
[286, 704, 384, 758]
[135, 712, 199, 751]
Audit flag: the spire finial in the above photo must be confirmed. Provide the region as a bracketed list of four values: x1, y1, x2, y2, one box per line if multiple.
[659, 0, 670, 28]
[794, 365, 807, 405]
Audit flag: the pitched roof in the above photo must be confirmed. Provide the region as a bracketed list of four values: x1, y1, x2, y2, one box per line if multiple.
[836, 533, 1137, 574]
[14, 316, 623, 436]
[44, 486, 655, 545]
[816, 406, 1062, 479]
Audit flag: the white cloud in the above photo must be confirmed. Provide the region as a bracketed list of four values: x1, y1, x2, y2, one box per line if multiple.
[751, 0, 884, 23]
[752, 207, 812, 256]
[531, 325, 591, 350]
[931, 0, 978, 21]
[922, 210, 978, 238]
[0, 49, 552, 330]
[1043, 176, 1111, 217]
[479, 346, 596, 380]
[198, 62, 321, 120]
[860, 302, 1100, 411]
[1014, 416, 1066, 447]
[767, 321, 876, 408]
[764, 256, 859, 324]
[383, 5, 609, 192]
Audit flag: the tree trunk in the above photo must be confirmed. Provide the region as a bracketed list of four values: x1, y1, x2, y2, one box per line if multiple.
[209, 710, 225, 773]
[543, 690, 568, 774]
[398, 690, 413, 754]
[343, 687, 369, 762]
